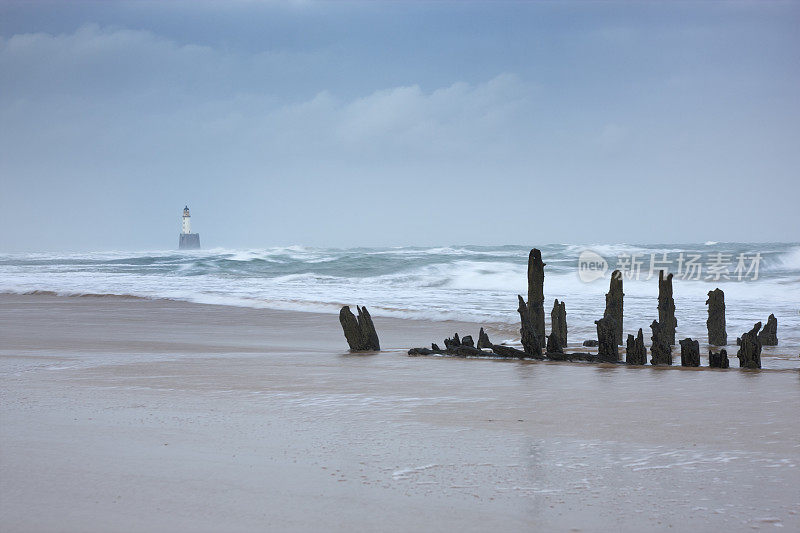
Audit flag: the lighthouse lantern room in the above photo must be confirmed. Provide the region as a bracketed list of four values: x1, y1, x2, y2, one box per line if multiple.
[178, 205, 201, 250]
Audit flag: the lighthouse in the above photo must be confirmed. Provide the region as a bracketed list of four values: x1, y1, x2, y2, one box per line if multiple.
[178, 206, 201, 250]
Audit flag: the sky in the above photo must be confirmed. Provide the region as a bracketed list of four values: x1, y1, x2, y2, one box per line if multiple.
[1, 0, 798, 251]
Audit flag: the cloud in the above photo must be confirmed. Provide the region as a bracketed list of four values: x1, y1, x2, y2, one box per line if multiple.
[0, 24, 226, 100]
[0, 25, 536, 170]
[336, 75, 530, 155]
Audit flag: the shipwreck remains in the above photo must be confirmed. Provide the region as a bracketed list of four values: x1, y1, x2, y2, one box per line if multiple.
[737, 322, 763, 369]
[527, 249, 546, 341]
[679, 337, 700, 367]
[408, 328, 598, 362]
[402, 247, 781, 371]
[657, 271, 677, 345]
[758, 314, 778, 346]
[604, 271, 624, 346]
[649, 320, 673, 365]
[625, 329, 647, 365]
[339, 305, 381, 351]
[705, 289, 727, 346]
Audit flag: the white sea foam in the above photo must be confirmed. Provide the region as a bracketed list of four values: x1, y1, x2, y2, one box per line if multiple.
[772, 246, 800, 271]
[2, 243, 798, 347]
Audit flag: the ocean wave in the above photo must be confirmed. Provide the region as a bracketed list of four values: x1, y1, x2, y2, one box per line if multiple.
[1, 243, 798, 346]
[771, 245, 800, 271]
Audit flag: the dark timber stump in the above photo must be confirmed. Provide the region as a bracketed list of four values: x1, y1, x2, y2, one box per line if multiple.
[708, 349, 730, 369]
[706, 288, 727, 346]
[604, 270, 624, 346]
[477, 328, 493, 349]
[518, 294, 542, 358]
[550, 299, 567, 348]
[595, 316, 618, 362]
[650, 319, 673, 365]
[527, 249, 546, 342]
[737, 322, 763, 369]
[625, 328, 647, 365]
[339, 305, 380, 351]
[657, 271, 677, 346]
[546, 330, 563, 354]
[444, 333, 461, 351]
[492, 344, 530, 359]
[679, 337, 700, 367]
[757, 314, 778, 346]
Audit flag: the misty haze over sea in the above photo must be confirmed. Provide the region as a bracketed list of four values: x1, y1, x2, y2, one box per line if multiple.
[2, 242, 798, 347]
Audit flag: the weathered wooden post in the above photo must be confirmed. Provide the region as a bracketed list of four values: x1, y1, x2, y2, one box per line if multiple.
[546, 329, 563, 354]
[595, 316, 618, 362]
[705, 288, 727, 346]
[527, 249, 546, 342]
[604, 270, 624, 346]
[708, 349, 730, 368]
[679, 337, 700, 367]
[518, 295, 542, 358]
[737, 322, 763, 369]
[650, 319, 673, 365]
[625, 328, 647, 365]
[657, 271, 677, 345]
[477, 327, 493, 349]
[758, 314, 778, 346]
[339, 305, 381, 351]
[444, 333, 461, 350]
[550, 299, 567, 348]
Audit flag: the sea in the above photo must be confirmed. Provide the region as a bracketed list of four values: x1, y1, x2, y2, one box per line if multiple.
[1, 242, 798, 350]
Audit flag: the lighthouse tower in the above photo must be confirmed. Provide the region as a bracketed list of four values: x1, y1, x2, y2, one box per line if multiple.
[181, 206, 192, 234]
[178, 205, 201, 250]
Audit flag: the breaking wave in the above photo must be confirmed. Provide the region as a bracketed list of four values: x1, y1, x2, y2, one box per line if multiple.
[1, 243, 798, 346]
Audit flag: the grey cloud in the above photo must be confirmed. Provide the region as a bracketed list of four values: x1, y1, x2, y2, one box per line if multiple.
[2, 25, 537, 167]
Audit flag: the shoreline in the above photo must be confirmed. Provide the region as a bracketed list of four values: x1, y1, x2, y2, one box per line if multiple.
[0, 292, 496, 356]
[2, 292, 795, 368]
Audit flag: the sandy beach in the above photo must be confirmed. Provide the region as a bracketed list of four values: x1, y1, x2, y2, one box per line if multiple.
[1, 293, 799, 532]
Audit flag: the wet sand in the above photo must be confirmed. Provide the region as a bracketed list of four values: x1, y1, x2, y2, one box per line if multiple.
[1, 294, 798, 532]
